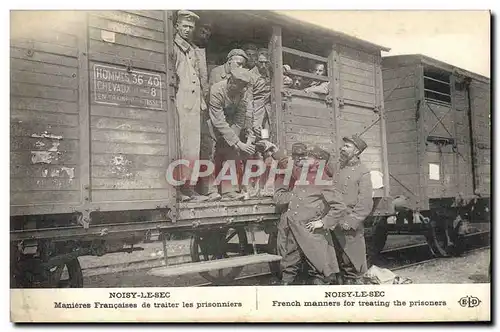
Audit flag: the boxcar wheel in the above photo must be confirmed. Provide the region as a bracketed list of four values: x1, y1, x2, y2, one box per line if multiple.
[45, 258, 84, 288]
[190, 227, 248, 285]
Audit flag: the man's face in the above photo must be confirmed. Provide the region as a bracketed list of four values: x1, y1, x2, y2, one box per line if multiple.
[228, 55, 246, 71]
[176, 20, 195, 41]
[313, 63, 326, 76]
[245, 49, 258, 68]
[340, 141, 358, 162]
[256, 53, 270, 74]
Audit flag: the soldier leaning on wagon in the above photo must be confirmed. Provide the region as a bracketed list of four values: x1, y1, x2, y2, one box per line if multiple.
[201, 67, 256, 200]
[322, 135, 374, 284]
[208, 49, 248, 87]
[172, 10, 211, 202]
[263, 142, 348, 285]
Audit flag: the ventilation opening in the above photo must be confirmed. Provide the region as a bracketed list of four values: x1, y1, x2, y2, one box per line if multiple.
[424, 67, 451, 105]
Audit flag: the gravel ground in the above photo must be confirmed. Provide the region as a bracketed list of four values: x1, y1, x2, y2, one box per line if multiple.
[396, 248, 490, 284]
[83, 245, 490, 288]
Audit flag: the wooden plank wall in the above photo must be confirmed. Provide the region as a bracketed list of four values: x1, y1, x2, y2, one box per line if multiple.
[337, 45, 382, 172]
[381, 64, 420, 205]
[10, 11, 83, 208]
[87, 10, 173, 203]
[283, 94, 336, 153]
[470, 80, 491, 195]
[452, 81, 474, 197]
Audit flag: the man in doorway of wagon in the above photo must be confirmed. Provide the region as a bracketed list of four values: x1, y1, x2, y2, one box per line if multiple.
[208, 49, 248, 86]
[204, 67, 256, 200]
[173, 10, 211, 202]
[244, 48, 275, 197]
[269, 143, 347, 285]
[328, 135, 374, 284]
[242, 43, 259, 74]
[303, 62, 330, 95]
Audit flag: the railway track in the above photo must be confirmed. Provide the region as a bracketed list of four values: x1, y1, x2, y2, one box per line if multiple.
[81, 229, 490, 283]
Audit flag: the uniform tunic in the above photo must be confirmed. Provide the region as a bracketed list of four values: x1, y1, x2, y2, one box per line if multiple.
[246, 69, 272, 131]
[329, 157, 374, 274]
[203, 80, 251, 194]
[273, 154, 346, 282]
[173, 34, 207, 167]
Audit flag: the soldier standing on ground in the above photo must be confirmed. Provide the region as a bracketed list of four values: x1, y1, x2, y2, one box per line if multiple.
[172, 10, 210, 202]
[265, 142, 346, 285]
[322, 135, 374, 284]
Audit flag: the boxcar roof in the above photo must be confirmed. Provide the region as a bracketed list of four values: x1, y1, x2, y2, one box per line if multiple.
[382, 54, 490, 84]
[249, 11, 391, 53]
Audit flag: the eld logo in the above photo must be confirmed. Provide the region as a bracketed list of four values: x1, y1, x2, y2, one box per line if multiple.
[458, 296, 481, 308]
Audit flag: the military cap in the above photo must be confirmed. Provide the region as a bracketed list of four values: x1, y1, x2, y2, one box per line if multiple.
[226, 49, 248, 61]
[307, 145, 331, 161]
[177, 10, 200, 23]
[291, 142, 308, 157]
[229, 67, 252, 83]
[343, 135, 368, 154]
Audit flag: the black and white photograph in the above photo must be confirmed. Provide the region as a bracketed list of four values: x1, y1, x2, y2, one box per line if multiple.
[8, 7, 491, 322]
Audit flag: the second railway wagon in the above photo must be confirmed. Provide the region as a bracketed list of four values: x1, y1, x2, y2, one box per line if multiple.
[371, 54, 491, 256]
[10, 9, 394, 288]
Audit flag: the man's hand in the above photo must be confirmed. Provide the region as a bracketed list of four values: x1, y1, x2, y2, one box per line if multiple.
[236, 141, 256, 155]
[255, 140, 277, 155]
[252, 127, 263, 140]
[306, 219, 324, 232]
[339, 222, 351, 231]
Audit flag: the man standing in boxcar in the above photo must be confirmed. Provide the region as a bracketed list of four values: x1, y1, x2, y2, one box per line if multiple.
[204, 67, 256, 200]
[173, 10, 210, 202]
[328, 135, 374, 284]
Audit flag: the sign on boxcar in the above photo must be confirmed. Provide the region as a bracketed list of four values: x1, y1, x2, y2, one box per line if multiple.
[93, 63, 163, 110]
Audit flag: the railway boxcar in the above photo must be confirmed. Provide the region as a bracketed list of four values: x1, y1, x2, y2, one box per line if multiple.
[10, 10, 394, 287]
[375, 54, 491, 256]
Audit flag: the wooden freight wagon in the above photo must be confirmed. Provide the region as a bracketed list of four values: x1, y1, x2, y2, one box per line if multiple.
[10, 10, 392, 288]
[374, 54, 491, 256]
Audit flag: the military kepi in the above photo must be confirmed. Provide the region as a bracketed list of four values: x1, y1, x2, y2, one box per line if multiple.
[343, 135, 367, 154]
[177, 10, 200, 22]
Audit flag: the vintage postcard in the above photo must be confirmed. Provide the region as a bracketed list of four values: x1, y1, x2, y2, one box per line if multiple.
[8, 8, 491, 323]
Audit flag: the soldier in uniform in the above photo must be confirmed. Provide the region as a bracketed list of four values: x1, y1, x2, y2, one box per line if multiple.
[208, 49, 248, 87]
[202, 67, 256, 200]
[266, 143, 347, 285]
[328, 135, 374, 284]
[172, 10, 210, 202]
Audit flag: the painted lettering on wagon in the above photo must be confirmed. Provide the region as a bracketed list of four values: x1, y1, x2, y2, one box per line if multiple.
[93, 64, 163, 110]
